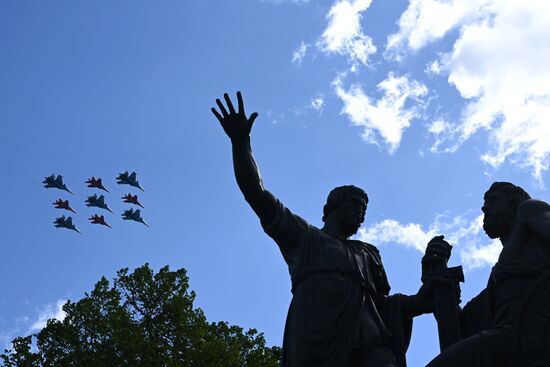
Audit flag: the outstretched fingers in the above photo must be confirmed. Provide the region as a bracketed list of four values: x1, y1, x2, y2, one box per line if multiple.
[237, 91, 245, 115]
[215, 98, 229, 117]
[211, 108, 224, 123]
[212, 92, 259, 133]
[224, 93, 236, 115]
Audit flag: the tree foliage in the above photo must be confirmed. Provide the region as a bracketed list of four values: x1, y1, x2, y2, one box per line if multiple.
[1, 265, 280, 367]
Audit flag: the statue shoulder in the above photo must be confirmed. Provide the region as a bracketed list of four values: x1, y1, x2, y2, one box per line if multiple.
[517, 199, 550, 223]
[354, 240, 381, 257]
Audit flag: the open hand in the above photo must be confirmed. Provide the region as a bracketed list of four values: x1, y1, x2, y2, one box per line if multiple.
[211, 91, 258, 141]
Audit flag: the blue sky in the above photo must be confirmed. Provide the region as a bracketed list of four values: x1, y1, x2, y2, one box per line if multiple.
[2, 1, 550, 365]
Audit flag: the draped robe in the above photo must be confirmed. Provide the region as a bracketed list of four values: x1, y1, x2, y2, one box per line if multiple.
[427, 199, 550, 367]
[261, 195, 413, 367]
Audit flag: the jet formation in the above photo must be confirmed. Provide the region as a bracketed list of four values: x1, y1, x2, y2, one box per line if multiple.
[43, 175, 73, 194]
[54, 215, 81, 234]
[117, 171, 145, 192]
[47, 171, 148, 232]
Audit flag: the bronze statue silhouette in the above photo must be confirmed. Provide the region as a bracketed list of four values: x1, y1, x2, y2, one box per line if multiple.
[427, 182, 550, 367]
[212, 92, 448, 367]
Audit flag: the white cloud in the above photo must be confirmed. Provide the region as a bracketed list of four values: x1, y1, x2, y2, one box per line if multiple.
[333, 72, 428, 152]
[357, 213, 500, 270]
[317, 0, 376, 67]
[444, 3, 550, 181]
[0, 328, 20, 351]
[310, 96, 325, 112]
[460, 239, 501, 270]
[425, 59, 442, 76]
[292, 41, 309, 65]
[0, 299, 68, 352]
[29, 299, 67, 332]
[357, 219, 436, 252]
[290, 94, 325, 117]
[385, 0, 496, 58]
[390, 1, 550, 182]
[428, 119, 456, 153]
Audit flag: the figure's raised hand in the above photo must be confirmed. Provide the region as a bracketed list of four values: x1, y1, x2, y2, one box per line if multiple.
[211, 91, 258, 141]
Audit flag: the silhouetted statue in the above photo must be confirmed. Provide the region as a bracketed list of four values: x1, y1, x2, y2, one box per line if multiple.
[211, 92, 443, 367]
[427, 182, 550, 367]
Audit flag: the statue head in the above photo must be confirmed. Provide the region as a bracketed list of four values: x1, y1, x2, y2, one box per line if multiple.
[322, 185, 369, 238]
[482, 182, 531, 239]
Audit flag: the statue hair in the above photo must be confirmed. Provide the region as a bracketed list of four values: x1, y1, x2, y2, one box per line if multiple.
[322, 185, 368, 222]
[485, 182, 531, 212]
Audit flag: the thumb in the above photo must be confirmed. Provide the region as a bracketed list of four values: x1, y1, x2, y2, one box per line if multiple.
[249, 112, 259, 125]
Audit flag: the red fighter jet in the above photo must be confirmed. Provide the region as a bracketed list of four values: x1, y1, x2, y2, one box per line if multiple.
[53, 199, 77, 213]
[122, 193, 144, 208]
[88, 214, 112, 228]
[85, 177, 109, 192]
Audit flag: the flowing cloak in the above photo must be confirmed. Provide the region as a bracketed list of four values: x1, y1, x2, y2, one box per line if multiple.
[261, 194, 413, 367]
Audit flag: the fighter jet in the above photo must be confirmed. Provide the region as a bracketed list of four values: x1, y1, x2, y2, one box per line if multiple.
[85, 194, 114, 213]
[122, 193, 144, 208]
[53, 199, 77, 214]
[85, 177, 109, 192]
[121, 208, 149, 227]
[43, 174, 73, 194]
[116, 171, 145, 192]
[54, 215, 81, 234]
[89, 214, 112, 228]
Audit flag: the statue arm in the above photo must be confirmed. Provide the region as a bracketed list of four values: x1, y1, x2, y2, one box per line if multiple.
[211, 92, 276, 224]
[231, 137, 276, 223]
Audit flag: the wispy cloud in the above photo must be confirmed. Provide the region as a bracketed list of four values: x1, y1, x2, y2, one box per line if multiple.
[29, 299, 67, 332]
[333, 72, 427, 153]
[310, 96, 325, 113]
[389, 1, 550, 182]
[357, 219, 435, 252]
[357, 213, 500, 270]
[290, 94, 325, 118]
[317, 0, 376, 68]
[0, 316, 30, 350]
[425, 59, 442, 76]
[292, 41, 309, 65]
[460, 239, 501, 270]
[385, 0, 496, 59]
[442, 2, 550, 182]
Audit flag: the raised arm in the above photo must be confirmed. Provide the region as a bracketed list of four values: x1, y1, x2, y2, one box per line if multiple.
[211, 92, 276, 224]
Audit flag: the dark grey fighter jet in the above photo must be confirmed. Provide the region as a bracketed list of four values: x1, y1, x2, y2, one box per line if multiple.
[43, 174, 73, 194]
[116, 171, 145, 192]
[54, 215, 81, 234]
[122, 208, 149, 227]
[85, 194, 114, 213]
